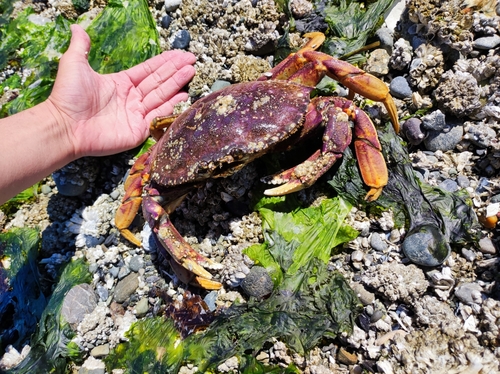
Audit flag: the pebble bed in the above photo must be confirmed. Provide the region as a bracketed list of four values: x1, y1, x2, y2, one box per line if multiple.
[1, 0, 500, 373]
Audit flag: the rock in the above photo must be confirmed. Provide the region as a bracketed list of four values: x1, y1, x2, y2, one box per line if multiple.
[423, 122, 464, 152]
[364, 49, 390, 77]
[375, 27, 394, 53]
[402, 224, 451, 266]
[61, 284, 97, 330]
[370, 232, 388, 252]
[114, 273, 139, 303]
[41, 184, 52, 195]
[455, 283, 483, 305]
[171, 30, 191, 49]
[473, 35, 500, 50]
[160, 15, 172, 29]
[478, 237, 496, 254]
[389, 76, 412, 99]
[421, 109, 447, 131]
[90, 344, 109, 358]
[128, 255, 144, 272]
[438, 179, 458, 193]
[79, 356, 105, 374]
[337, 347, 357, 365]
[240, 266, 273, 299]
[134, 297, 149, 317]
[402, 117, 425, 145]
[164, 0, 182, 12]
[350, 282, 375, 305]
[211, 80, 232, 92]
[52, 157, 99, 197]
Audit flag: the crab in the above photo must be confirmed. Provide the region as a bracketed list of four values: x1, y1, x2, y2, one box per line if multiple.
[115, 32, 399, 289]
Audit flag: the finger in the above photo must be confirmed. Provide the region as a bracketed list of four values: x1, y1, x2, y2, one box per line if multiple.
[126, 50, 196, 89]
[62, 24, 91, 63]
[140, 65, 195, 113]
[144, 91, 190, 125]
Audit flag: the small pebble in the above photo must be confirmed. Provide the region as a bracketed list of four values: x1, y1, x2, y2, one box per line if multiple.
[114, 273, 139, 303]
[211, 80, 232, 92]
[164, 0, 182, 12]
[117, 266, 130, 280]
[402, 117, 425, 145]
[438, 179, 458, 193]
[171, 30, 191, 49]
[90, 344, 110, 358]
[455, 283, 483, 305]
[473, 35, 500, 49]
[41, 184, 52, 195]
[351, 282, 375, 305]
[129, 255, 144, 272]
[337, 347, 357, 365]
[421, 110, 447, 131]
[478, 237, 497, 255]
[240, 266, 273, 299]
[351, 250, 364, 262]
[160, 15, 172, 29]
[364, 49, 390, 76]
[461, 248, 477, 262]
[456, 175, 470, 188]
[423, 123, 464, 152]
[370, 233, 388, 252]
[375, 27, 394, 53]
[134, 297, 149, 317]
[389, 76, 412, 99]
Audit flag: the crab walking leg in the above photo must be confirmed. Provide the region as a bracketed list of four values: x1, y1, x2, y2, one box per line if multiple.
[263, 101, 353, 196]
[263, 97, 388, 201]
[351, 107, 388, 201]
[142, 191, 223, 289]
[303, 50, 400, 133]
[115, 151, 152, 247]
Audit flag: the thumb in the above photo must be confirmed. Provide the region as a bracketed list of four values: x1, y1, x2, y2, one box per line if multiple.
[63, 24, 91, 63]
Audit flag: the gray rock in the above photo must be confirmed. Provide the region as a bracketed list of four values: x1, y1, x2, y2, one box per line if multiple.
[160, 15, 172, 29]
[370, 232, 388, 252]
[461, 248, 476, 262]
[129, 255, 144, 272]
[164, 0, 182, 12]
[90, 344, 110, 358]
[350, 282, 375, 305]
[134, 297, 149, 317]
[456, 175, 470, 188]
[438, 179, 458, 193]
[79, 357, 105, 374]
[478, 237, 497, 254]
[375, 27, 394, 53]
[61, 284, 97, 330]
[473, 35, 500, 50]
[455, 283, 483, 305]
[424, 122, 463, 151]
[211, 80, 232, 92]
[171, 30, 190, 49]
[241, 266, 273, 298]
[96, 284, 109, 302]
[117, 265, 130, 280]
[389, 76, 412, 99]
[114, 273, 139, 303]
[421, 109, 446, 131]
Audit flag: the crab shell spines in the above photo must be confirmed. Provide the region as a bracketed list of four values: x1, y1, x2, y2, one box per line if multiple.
[150, 80, 313, 186]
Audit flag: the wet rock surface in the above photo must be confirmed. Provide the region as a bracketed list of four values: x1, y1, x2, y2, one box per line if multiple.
[2, 0, 500, 372]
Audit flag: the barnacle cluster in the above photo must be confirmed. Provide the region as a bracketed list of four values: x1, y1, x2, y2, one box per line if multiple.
[167, 0, 283, 95]
[407, 0, 474, 54]
[389, 38, 413, 71]
[434, 70, 482, 118]
[409, 44, 444, 93]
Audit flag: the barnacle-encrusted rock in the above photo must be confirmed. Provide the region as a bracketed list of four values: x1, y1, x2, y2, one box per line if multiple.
[379, 324, 499, 373]
[407, 0, 474, 54]
[434, 70, 482, 117]
[229, 55, 271, 83]
[409, 44, 444, 93]
[168, 0, 283, 95]
[389, 38, 413, 71]
[361, 263, 428, 304]
[290, 0, 313, 19]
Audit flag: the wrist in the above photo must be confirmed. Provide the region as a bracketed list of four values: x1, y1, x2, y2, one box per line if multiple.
[43, 97, 80, 161]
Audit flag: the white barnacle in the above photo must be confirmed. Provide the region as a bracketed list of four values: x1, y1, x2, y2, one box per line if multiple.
[212, 94, 238, 115]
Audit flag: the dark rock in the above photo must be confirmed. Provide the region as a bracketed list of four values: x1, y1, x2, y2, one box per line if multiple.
[160, 15, 172, 29]
[241, 266, 273, 298]
[171, 30, 190, 49]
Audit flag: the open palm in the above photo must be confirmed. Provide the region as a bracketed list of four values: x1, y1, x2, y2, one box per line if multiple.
[48, 24, 196, 158]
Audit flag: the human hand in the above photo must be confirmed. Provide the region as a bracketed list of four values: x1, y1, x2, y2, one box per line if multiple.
[47, 24, 196, 158]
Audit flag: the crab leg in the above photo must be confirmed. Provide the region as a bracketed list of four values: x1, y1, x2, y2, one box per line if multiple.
[264, 97, 387, 201]
[142, 190, 223, 289]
